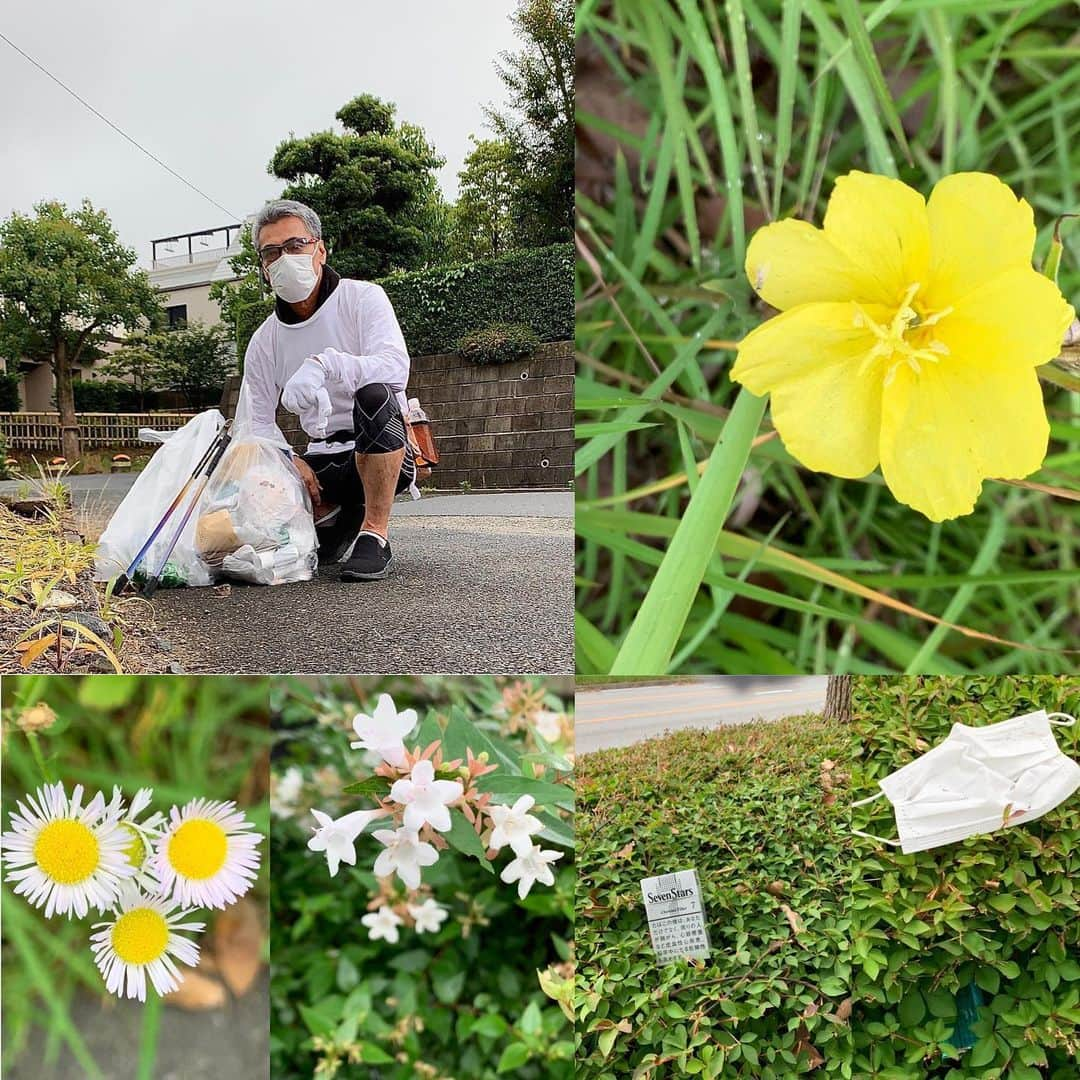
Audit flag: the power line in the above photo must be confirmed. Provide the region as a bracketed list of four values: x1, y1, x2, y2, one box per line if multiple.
[0, 28, 243, 222]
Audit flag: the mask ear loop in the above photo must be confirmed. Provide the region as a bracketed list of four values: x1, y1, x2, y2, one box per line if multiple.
[1048, 713, 1076, 726]
[850, 790, 902, 846]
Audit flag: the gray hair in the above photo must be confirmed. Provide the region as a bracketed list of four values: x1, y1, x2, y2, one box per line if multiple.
[251, 199, 322, 250]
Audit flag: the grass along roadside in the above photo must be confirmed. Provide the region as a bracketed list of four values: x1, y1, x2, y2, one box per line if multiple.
[0, 478, 160, 673]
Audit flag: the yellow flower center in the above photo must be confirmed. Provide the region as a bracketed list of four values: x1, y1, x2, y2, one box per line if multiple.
[33, 819, 100, 884]
[167, 818, 227, 880]
[111, 908, 169, 965]
[854, 283, 952, 384]
[120, 823, 147, 869]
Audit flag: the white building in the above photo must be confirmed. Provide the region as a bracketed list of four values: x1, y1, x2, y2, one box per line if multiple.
[5, 222, 247, 411]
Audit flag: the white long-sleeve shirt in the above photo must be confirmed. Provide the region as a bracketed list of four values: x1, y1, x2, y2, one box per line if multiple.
[235, 279, 410, 455]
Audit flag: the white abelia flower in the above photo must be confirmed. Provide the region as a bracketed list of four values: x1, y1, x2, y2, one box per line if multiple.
[488, 795, 543, 857]
[271, 767, 304, 818]
[350, 695, 418, 767]
[307, 808, 386, 877]
[500, 843, 562, 900]
[408, 898, 449, 934]
[533, 710, 564, 743]
[389, 760, 463, 834]
[372, 826, 439, 890]
[362, 905, 403, 944]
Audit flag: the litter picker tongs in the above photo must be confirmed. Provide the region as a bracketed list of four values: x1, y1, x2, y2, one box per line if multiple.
[113, 419, 233, 597]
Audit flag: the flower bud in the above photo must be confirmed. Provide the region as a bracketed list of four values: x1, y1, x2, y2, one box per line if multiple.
[17, 703, 57, 733]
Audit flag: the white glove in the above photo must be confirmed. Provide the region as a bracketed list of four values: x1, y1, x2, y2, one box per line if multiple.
[281, 356, 326, 416]
[306, 387, 333, 439]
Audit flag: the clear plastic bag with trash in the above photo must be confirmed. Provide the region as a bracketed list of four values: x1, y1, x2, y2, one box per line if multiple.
[95, 409, 318, 589]
[195, 437, 317, 585]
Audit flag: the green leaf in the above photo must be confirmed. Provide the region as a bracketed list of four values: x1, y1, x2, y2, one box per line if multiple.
[472, 1014, 509, 1040]
[497, 1042, 531, 1072]
[520, 1000, 543, 1036]
[340, 776, 391, 798]
[898, 990, 926, 1027]
[445, 811, 493, 871]
[477, 773, 574, 812]
[77, 676, 138, 709]
[597, 1028, 618, 1058]
[967, 1035, 997, 1068]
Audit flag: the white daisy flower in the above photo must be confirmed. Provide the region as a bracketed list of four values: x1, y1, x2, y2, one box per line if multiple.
[408, 898, 449, 934]
[362, 905, 403, 944]
[350, 694, 418, 767]
[154, 798, 261, 910]
[90, 882, 204, 1001]
[0, 782, 134, 918]
[105, 787, 165, 890]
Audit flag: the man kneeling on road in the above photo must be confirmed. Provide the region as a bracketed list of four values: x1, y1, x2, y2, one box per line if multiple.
[237, 199, 416, 581]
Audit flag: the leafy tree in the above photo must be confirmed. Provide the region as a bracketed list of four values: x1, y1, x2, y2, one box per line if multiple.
[0, 200, 161, 457]
[269, 93, 447, 278]
[209, 229, 273, 365]
[486, 0, 574, 247]
[448, 137, 518, 261]
[104, 321, 237, 410]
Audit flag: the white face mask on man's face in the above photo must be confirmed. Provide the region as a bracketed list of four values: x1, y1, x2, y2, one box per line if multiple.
[266, 250, 319, 303]
[853, 710, 1080, 854]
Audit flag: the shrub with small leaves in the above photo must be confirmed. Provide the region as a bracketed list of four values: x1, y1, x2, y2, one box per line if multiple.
[458, 322, 541, 366]
[576, 714, 853, 1078]
[851, 675, 1080, 1079]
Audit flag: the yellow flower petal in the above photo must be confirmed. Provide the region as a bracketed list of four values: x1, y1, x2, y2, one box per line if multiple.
[733, 303, 886, 477]
[936, 265, 1074, 371]
[879, 362, 1049, 522]
[745, 219, 879, 311]
[925, 172, 1036, 308]
[823, 171, 930, 306]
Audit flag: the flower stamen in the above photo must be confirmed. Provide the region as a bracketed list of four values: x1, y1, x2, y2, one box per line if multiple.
[853, 283, 952, 384]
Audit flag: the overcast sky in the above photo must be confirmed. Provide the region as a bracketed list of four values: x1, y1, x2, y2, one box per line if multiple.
[0, 0, 519, 266]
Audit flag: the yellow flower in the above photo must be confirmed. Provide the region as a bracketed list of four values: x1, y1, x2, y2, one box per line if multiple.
[731, 171, 1074, 521]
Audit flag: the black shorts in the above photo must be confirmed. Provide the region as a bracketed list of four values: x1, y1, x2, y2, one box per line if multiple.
[302, 447, 415, 508]
[300, 382, 416, 508]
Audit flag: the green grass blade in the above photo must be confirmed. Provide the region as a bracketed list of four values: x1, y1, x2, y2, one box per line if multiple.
[611, 387, 767, 674]
[835, 0, 913, 164]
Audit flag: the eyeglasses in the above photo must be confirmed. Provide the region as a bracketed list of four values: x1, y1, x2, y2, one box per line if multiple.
[257, 236, 318, 265]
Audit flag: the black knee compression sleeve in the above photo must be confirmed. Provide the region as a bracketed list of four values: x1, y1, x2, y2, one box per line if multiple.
[352, 383, 408, 455]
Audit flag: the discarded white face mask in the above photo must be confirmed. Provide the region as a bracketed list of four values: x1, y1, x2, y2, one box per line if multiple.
[266, 251, 318, 303]
[853, 711, 1078, 854]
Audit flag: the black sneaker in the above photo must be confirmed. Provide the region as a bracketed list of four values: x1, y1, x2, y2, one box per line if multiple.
[316, 506, 364, 566]
[340, 532, 393, 581]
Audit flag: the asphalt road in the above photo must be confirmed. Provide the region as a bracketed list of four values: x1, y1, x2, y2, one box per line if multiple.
[148, 512, 574, 674]
[7, 971, 269, 1080]
[576, 676, 829, 753]
[1, 473, 575, 673]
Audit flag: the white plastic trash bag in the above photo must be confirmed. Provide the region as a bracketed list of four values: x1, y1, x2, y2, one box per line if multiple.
[95, 409, 224, 587]
[194, 437, 317, 586]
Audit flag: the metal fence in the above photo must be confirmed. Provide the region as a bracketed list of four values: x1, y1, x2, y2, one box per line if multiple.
[0, 412, 194, 451]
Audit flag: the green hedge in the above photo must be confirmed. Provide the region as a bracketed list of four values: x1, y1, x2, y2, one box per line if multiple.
[380, 242, 573, 356]
[576, 714, 853, 1077]
[851, 676, 1080, 1079]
